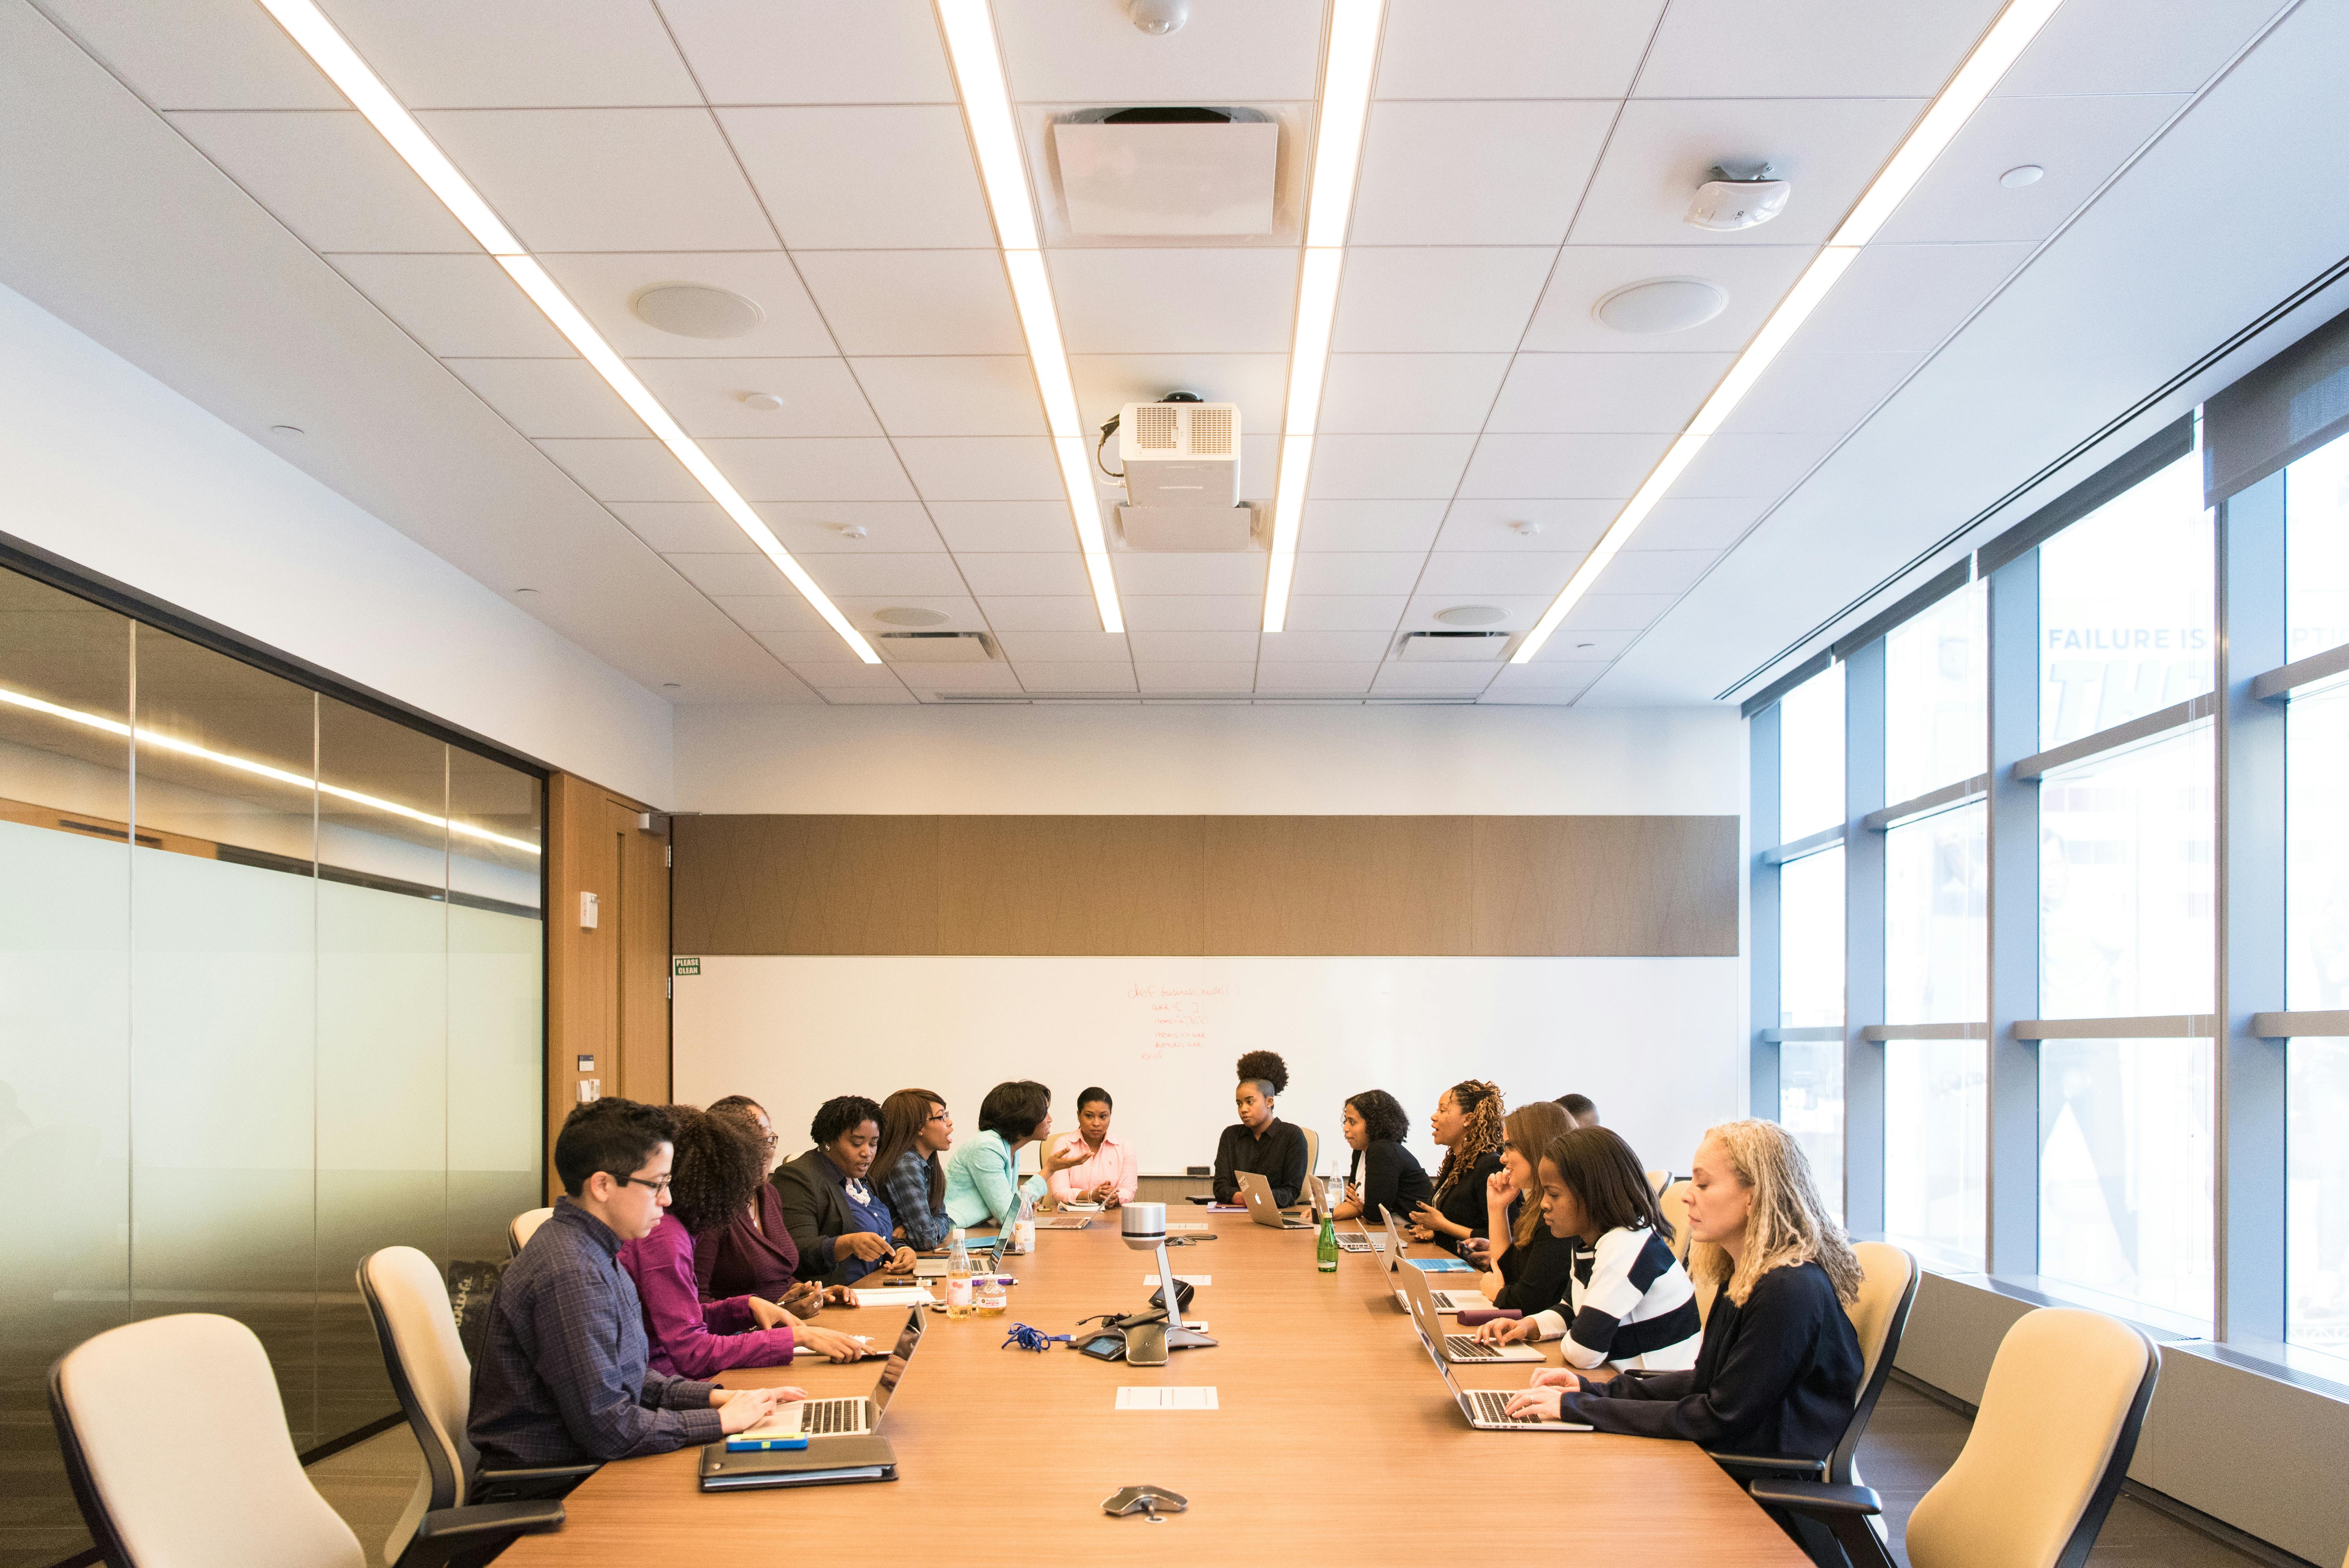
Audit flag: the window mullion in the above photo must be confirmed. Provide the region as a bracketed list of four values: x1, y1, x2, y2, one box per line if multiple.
[1985, 549, 2041, 1277]
[1845, 640, 1887, 1236]
[1750, 704, 1782, 1120]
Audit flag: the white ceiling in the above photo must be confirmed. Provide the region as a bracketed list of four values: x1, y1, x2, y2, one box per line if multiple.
[2, 0, 2337, 709]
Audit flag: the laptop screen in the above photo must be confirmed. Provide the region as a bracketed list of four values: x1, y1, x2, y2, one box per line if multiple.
[864, 1312, 925, 1428]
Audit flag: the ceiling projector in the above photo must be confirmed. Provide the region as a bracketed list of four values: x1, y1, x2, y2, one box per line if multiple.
[1686, 162, 1790, 232]
[1111, 395, 1253, 552]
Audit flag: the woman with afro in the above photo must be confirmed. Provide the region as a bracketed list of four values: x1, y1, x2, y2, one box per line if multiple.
[1210, 1050, 1310, 1208]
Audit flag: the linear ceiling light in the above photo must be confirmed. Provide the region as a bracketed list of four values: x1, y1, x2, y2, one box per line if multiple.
[935, 0, 1121, 634]
[1510, 0, 2067, 666]
[0, 685, 541, 854]
[1264, 0, 1384, 634]
[253, 0, 881, 665]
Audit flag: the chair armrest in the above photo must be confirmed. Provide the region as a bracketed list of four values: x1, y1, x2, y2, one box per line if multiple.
[395, 1502, 563, 1568]
[1747, 1480, 1882, 1516]
[1707, 1451, 1829, 1482]
[475, 1463, 599, 1501]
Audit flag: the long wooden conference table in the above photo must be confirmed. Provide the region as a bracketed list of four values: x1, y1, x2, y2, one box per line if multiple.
[501, 1211, 1807, 1564]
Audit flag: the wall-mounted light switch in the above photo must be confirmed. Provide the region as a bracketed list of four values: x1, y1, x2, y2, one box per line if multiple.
[576, 1055, 596, 1073]
[579, 891, 600, 929]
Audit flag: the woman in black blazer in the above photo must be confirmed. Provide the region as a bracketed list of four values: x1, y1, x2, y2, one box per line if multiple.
[1409, 1079, 1504, 1255]
[1330, 1089, 1432, 1226]
[772, 1096, 917, 1287]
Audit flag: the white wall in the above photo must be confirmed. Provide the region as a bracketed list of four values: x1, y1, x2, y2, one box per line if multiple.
[675, 702, 1744, 816]
[0, 283, 673, 804]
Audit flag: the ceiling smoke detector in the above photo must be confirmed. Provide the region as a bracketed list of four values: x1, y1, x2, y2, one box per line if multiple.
[1594, 277, 1728, 335]
[1686, 162, 1790, 232]
[1128, 0, 1187, 34]
[739, 391, 785, 411]
[2001, 164, 2045, 188]
[629, 283, 764, 339]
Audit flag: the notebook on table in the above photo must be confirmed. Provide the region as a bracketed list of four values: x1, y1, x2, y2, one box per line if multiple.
[699, 1434, 897, 1490]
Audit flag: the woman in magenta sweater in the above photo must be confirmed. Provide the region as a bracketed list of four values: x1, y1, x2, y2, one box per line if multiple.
[618, 1105, 865, 1377]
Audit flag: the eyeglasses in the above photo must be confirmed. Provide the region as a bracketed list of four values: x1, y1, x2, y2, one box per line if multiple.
[618, 1173, 672, 1195]
[927, 1109, 951, 1124]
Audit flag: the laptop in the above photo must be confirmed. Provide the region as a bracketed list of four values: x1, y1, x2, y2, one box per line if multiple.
[1236, 1170, 1316, 1230]
[1379, 1211, 1494, 1314]
[747, 1310, 925, 1437]
[1403, 1284, 1589, 1433]
[1399, 1263, 1540, 1363]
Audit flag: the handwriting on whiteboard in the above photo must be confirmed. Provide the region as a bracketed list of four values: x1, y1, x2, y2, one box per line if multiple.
[1131, 981, 1225, 1062]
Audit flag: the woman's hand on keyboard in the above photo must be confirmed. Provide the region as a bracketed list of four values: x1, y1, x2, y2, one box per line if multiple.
[796, 1326, 867, 1363]
[712, 1387, 783, 1433]
[1503, 1386, 1564, 1421]
[1473, 1315, 1539, 1345]
[1527, 1368, 1583, 1392]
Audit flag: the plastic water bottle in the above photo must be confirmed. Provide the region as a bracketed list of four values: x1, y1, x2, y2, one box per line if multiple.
[1014, 1192, 1037, 1259]
[1317, 1204, 1340, 1274]
[945, 1228, 973, 1318]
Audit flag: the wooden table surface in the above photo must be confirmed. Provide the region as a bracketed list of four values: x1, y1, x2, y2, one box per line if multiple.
[500, 1212, 1807, 1564]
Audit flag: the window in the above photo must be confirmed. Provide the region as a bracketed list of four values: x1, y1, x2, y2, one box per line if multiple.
[1885, 578, 1986, 804]
[1886, 804, 1987, 1025]
[1779, 657, 1845, 839]
[1780, 845, 1845, 1217]
[2285, 428, 2349, 663]
[2039, 1036, 2213, 1327]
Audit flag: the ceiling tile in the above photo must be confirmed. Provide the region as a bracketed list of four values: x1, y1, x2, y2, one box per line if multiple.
[798, 553, 969, 597]
[1375, 0, 1664, 99]
[1257, 630, 1395, 663]
[995, 630, 1130, 663]
[1317, 355, 1512, 435]
[1280, 596, 1407, 633]
[1134, 662, 1260, 692]
[893, 662, 1024, 691]
[1297, 500, 1446, 553]
[1558, 592, 1678, 630]
[1522, 626, 1639, 661]
[1109, 552, 1269, 596]
[661, 0, 957, 103]
[894, 437, 1062, 501]
[794, 250, 1024, 355]
[1049, 249, 1303, 354]
[1568, 98, 1928, 248]
[1434, 499, 1614, 551]
[1399, 593, 1555, 629]
[788, 658, 903, 689]
[1351, 100, 1615, 246]
[323, 0, 699, 106]
[1590, 549, 1719, 595]
[1127, 630, 1260, 662]
[1254, 663, 1379, 693]
[444, 358, 640, 438]
[1071, 354, 1289, 435]
[1456, 433, 1673, 498]
[629, 357, 881, 438]
[1489, 664, 1602, 690]
[975, 596, 1101, 631]
[1118, 596, 1264, 632]
[833, 595, 986, 630]
[170, 111, 475, 252]
[1306, 433, 1477, 499]
[851, 356, 1046, 437]
[1333, 248, 1556, 353]
[1522, 244, 1816, 354]
[1486, 352, 1734, 435]
[992, 0, 1321, 101]
[701, 437, 918, 501]
[1415, 552, 1586, 597]
[1794, 242, 2037, 354]
[710, 594, 827, 632]
[814, 686, 921, 704]
[753, 629, 866, 663]
[1720, 352, 1920, 435]
[40, 0, 346, 109]
[1875, 94, 2188, 246]
[664, 552, 795, 595]
[1372, 662, 1503, 692]
[1996, 0, 2281, 95]
[328, 253, 571, 356]
[721, 106, 994, 248]
[535, 252, 838, 357]
[1290, 553, 1426, 595]
[752, 502, 945, 553]
[607, 501, 750, 553]
[417, 108, 777, 251]
[1625, 497, 1767, 551]
[1674, 432, 1837, 497]
[1014, 663, 1139, 693]
[1633, 0, 2003, 97]
[928, 501, 1080, 552]
[1478, 688, 1584, 705]
[537, 437, 700, 501]
[954, 553, 1093, 596]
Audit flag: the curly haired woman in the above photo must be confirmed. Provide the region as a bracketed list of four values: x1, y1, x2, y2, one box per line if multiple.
[1409, 1079, 1504, 1255]
[1330, 1088, 1432, 1226]
[617, 1105, 867, 1377]
[1210, 1050, 1309, 1207]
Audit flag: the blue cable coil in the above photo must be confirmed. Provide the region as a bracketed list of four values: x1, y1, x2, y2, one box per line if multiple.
[1003, 1322, 1071, 1352]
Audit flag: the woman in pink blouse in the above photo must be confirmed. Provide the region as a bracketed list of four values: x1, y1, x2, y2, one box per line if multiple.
[1043, 1087, 1138, 1209]
[618, 1105, 865, 1377]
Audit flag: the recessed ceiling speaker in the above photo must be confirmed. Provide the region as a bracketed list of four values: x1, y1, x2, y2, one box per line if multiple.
[629, 283, 763, 339]
[2000, 164, 2045, 189]
[1435, 605, 1507, 626]
[739, 391, 785, 411]
[871, 606, 950, 627]
[1594, 278, 1729, 335]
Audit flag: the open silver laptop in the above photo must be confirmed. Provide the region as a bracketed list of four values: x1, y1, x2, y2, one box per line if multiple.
[754, 1310, 924, 1438]
[1399, 1261, 1540, 1363]
[1236, 1170, 1317, 1230]
[1378, 1210, 1493, 1313]
[1403, 1282, 1588, 1433]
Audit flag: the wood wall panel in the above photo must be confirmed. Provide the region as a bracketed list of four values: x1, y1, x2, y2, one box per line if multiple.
[938, 816, 1205, 955]
[1202, 815, 1474, 955]
[1470, 815, 1739, 957]
[672, 814, 939, 955]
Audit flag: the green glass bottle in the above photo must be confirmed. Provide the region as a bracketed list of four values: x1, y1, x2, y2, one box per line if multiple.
[1317, 1205, 1340, 1273]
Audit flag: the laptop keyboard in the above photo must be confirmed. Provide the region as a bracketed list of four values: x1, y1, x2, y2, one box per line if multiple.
[797, 1397, 868, 1435]
[1444, 1335, 1505, 1360]
[1467, 1389, 1540, 1426]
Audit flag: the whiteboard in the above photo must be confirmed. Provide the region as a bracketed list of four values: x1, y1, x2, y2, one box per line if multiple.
[672, 956, 1741, 1185]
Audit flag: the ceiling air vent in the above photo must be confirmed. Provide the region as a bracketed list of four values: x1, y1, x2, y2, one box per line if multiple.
[876, 632, 996, 664]
[1052, 107, 1278, 237]
[1397, 631, 1512, 662]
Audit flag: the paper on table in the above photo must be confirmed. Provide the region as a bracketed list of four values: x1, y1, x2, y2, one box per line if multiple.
[1206, 1204, 1246, 1212]
[848, 1286, 932, 1307]
[1115, 1386, 1218, 1410]
[1142, 1274, 1210, 1287]
[1164, 1222, 1209, 1231]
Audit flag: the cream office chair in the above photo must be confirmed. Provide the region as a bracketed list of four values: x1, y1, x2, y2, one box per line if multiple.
[1646, 1167, 1670, 1197]
[1657, 1179, 1694, 1264]
[47, 1312, 547, 1568]
[1754, 1307, 2158, 1568]
[358, 1247, 583, 1567]
[507, 1206, 553, 1256]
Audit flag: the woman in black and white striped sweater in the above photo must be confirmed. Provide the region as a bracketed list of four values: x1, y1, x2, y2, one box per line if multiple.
[1473, 1125, 1701, 1371]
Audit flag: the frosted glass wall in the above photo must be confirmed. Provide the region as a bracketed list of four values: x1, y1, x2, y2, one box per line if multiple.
[0, 565, 543, 1568]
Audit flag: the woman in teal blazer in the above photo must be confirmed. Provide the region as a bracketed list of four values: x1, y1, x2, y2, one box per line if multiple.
[943, 1080, 1090, 1229]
